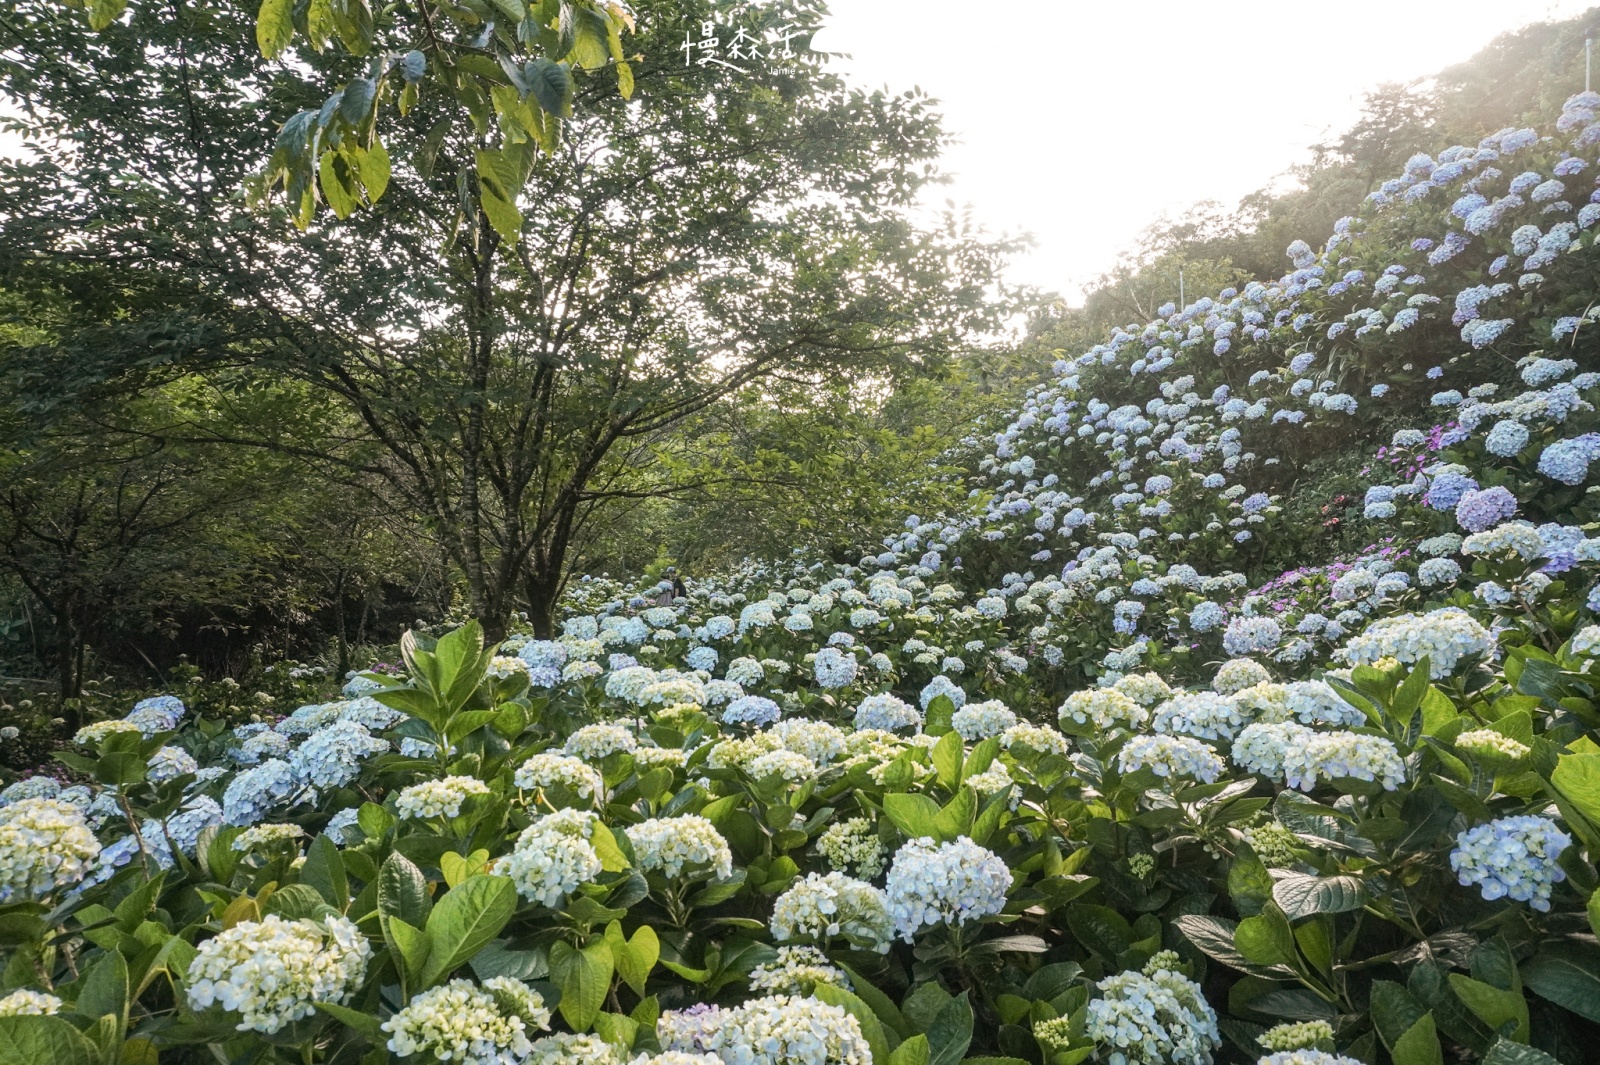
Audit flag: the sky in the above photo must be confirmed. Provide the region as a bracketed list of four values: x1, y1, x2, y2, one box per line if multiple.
[809, 0, 1598, 303]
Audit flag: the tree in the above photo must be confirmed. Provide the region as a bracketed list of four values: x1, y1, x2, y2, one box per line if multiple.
[3, 0, 1013, 638]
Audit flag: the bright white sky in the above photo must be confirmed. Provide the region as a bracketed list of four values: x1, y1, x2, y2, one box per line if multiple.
[811, 0, 1597, 302]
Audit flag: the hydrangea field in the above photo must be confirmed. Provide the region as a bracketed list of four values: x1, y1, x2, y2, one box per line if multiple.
[13, 91, 1600, 1065]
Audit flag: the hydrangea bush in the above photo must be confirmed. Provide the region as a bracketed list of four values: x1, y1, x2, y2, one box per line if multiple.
[13, 91, 1600, 1065]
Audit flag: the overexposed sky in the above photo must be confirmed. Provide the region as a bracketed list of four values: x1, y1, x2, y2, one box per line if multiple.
[812, 0, 1597, 302]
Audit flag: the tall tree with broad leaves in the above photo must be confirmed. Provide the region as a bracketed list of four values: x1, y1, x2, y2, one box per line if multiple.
[3, 0, 1014, 637]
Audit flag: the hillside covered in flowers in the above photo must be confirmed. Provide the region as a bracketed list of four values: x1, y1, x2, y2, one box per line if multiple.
[11, 47, 1600, 1065]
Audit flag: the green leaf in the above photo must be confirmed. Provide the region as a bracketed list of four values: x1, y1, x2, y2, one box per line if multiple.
[1521, 941, 1600, 1024]
[422, 875, 518, 986]
[1234, 911, 1296, 967]
[385, 916, 431, 985]
[605, 921, 659, 996]
[527, 57, 574, 118]
[932, 787, 977, 843]
[1551, 753, 1600, 825]
[883, 793, 941, 839]
[927, 992, 974, 1065]
[839, 963, 910, 1038]
[1448, 974, 1528, 1043]
[379, 850, 433, 926]
[1392, 1013, 1443, 1065]
[1226, 843, 1273, 917]
[932, 731, 964, 789]
[1271, 874, 1365, 919]
[256, 0, 295, 57]
[1370, 980, 1427, 1051]
[815, 984, 892, 1065]
[1065, 904, 1130, 960]
[550, 939, 614, 1030]
[316, 1001, 386, 1043]
[75, 949, 127, 1028]
[889, 1034, 930, 1065]
[1481, 1040, 1562, 1065]
[0, 1016, 99, 1065]
[302, 834, 349, 909]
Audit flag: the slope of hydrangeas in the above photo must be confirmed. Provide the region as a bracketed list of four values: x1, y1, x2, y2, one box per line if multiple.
[7, 96, 1600, 1065]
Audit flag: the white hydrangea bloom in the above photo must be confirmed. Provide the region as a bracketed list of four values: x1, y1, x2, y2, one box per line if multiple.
[1342, 608, 1493, 678]
[513, 753, 603, 804]
[816, 818, 887, 879]
[185, 915, 370, 1033]
[0, 797, 101, 902]
[885, 836, 1011, 941]
[626, 815, 732, 879]
[1059, 689, 1149, 731]
[748, 946, 853, 995]
[0, 989, 63, 1015]
[493, 809, 604, 908]
[395, 776, 491, 820]
[1085, 963, 1219, 1065]
[564, 724, 640, 760]
[771, 871, 893, 952]
[950, 700, 1017, 740]
[383, 978, 550, 1065]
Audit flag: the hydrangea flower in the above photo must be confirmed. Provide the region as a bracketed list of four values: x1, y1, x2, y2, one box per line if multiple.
[771, 871, 893, 951]
[813, 647, 859, 689]
[1152, 692, 1248, 741]
[384, 978, 551, 1065]
[852, 693, 921, 732]
[565, 724, 639, 760]
[494, 809, 603, 907]
[1118, 735, 1224, 783]
[1451, 815, 1570, 911]
[816, 817, 887, 879]
[748, 946, 852, 996]
[950, 699, 1016, 740]
[1060, 688, 1148, 731]
[1342, 608, 1493, 678]
[723, 695, 783, 728]
[0, 798, 100, 901]
[626, 815, 732, 879]
[395, 776, 491, 820]
[1085, 962, 1220, 1065]
[0, 989, 63, 1015]
[186, 915, 370, 1034]
[513, 753, 603, 804]
[885, 836, 1011, 941]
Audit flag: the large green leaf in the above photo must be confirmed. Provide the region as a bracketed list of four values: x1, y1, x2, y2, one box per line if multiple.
[422, 875, 518, 986]
[301, 834, 349, 910]
[1550, 753, 1600, 825]
[883, 794, 941, 839]
[932, 731, 964, 789]
[1448, 974, 1528, 1043]
[926, 991, 973, 1065]
[1481, 1041, 1562, 1065]
[550, 939, 614, 1030]
[1234, 910, 1296, 967]
[0, 1016, 99, 1065]
[1392, 1013, 1443, 1065]
[255, 0, 294, 57]
[378, 850, 433, 927]
[1271, 874, 1365, 919]
[1522, 941, 1600, 1024]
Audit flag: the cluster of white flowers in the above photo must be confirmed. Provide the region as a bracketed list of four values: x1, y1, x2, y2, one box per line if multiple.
[493, 809, 603, 907]
[513, 753, 604, 803]
[1118, 735, 1224, 783]
[950, 699, 1017, 740]
[626, 815, 732, 879]
[0, 797, 101, 901]
[1211, 658, 1271, 695]
[1085, 962, 1220, 1065]
[663, 995, 871, 1065]
[816, 818, 887, 879]
[383, 978, 550, 1065]
[1451, 814, 1571, 911]
[771, 871, 893, 951]
[748, 749, 817, 782]
[770, 720, 847, 765]
[1255, 1054, 1364, 1065]
[1113, 672, 1174, 706]
[185, 915, 370, 1033]
[232, 823, 306, 852]
[0, 988, 63, 1015]
[74, 720, 141, 746]
[1060, 688, 1149, 731]
[395, 776, 491, 820]
[885, 836, 1011, 941]
[1257, 1020, 1334, 1052]
[1455, 729, 1531, 763]
[634, 746, 689, 771]
[852, 693, 921, 732]
[527, 1033, 621, 1065]
[564, 724, 639, 760]
[1001, 722, 1071, 756]
[1152, 692, 1250, 740]
[1342, 608, 1493, 678]
[748, 946, 852, 995]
